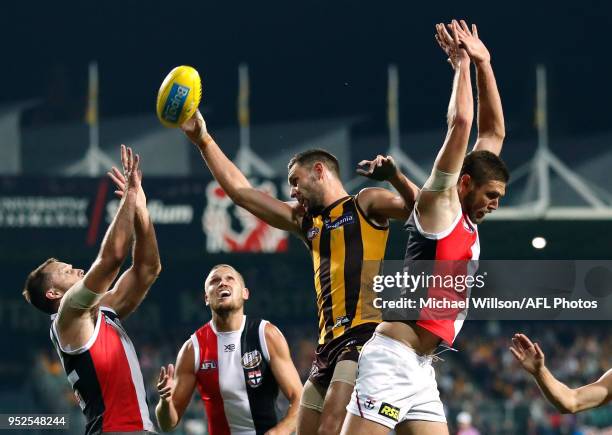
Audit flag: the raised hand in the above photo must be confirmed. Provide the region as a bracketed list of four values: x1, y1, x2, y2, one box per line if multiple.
[435, 20, 469, 70]
[510, 333, 546, 375]
[452, 20, 491, 65]
[157, 364, 175, 402]
[356, 155, 399, 182]
[180, 109, 208, 144]
[107, 144, 146, 207]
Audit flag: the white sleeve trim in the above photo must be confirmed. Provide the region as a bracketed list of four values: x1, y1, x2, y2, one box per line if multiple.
[413, 208, 462, 240]
[190, 334, 200, 374]
[259, 320, 271, 362]
[52, 309, 103, 355]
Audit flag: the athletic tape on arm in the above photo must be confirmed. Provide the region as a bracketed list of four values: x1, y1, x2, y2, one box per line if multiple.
[422, 168, 460, 192]
[63, 280, 104, 310]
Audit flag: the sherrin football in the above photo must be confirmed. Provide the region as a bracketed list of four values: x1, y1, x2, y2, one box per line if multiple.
[156, 65, 202, 128]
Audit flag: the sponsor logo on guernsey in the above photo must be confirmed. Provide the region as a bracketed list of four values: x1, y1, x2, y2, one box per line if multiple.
[200, 360, 217, 370]
[247, 369, 263, 388]
[378, 402, 400, 421]
[306, 226, 320, 240]
[163, 83, 190, 123]
[324, 212, 355, 230]
[333, 315, 351, 328]
[241, 350, 263, 369]
[224, 344, 236, 352]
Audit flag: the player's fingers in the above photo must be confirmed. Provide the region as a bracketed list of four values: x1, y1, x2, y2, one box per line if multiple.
[440, 23, 453, 45]
[518, 333, 535, 349]
[132, 154, 140, 174]
[108, 171, 123, 187]
[534, 342, 544, 358]
[356, 169, 372, 177]
[112, 166, 126, 181]
[121, 144, 127, 168]
[159, 366, 166, 383]
[168, 364, 175, 378]
[509, 347, 522, 361]
[512, 337, 525, 353]
[451, 21, 460, 46]
[358, 160, 371, 166]
[472, 23, 479, 38]
[460, 19, 471, 35]
[114, 190, 124, 198]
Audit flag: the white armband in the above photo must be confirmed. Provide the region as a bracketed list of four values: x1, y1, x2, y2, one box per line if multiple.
[63, 280, 104, 310]
[422, 168, 460, 192]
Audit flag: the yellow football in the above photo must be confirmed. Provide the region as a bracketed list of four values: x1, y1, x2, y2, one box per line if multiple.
[156, 65, 202, 128]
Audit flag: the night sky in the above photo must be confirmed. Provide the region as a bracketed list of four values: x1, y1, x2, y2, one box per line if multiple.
[2, 0, 610, 139]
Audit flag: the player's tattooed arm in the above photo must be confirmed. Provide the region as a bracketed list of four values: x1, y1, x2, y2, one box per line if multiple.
[103, 149, 161, 319]
[510, 333, 612, 413]
[356, 155, 420, 222]
[454, 21, 505, 155]
[265, 323, 302, 435]
[181, 110, 303, 234]
[156, 340, 198, 431]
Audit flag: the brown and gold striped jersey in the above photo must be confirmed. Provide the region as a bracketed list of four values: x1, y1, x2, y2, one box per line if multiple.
[301, 195, 389, 345]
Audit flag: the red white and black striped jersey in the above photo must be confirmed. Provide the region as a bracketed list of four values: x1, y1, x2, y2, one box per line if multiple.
[403, 209, 480, 345]
[50, 306, 154, 435]
[191, 316, 279, 435]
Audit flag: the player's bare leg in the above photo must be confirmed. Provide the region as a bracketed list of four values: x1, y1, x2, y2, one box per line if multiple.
[396, 420, 449, 435]
[316, 380, 355, 435]
[340, 413, 390, 435]
[297, 405, 321, 435]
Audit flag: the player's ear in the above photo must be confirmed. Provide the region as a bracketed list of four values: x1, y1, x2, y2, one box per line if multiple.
[45, 287, 63, 301]
[313, 162, 325, 179]
[459, 174, 472, 192]
[242, 287, 250, 301]
[204, 291, 209, 306]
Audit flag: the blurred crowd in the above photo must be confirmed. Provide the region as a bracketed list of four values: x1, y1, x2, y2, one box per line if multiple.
[16, 321, 612, 434]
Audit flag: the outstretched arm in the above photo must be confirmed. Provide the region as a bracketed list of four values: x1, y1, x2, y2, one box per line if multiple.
[510, 333, 612, 413]
[454, 21, 505, 155]
[265, 323, 302, 435]
[181, 111, 303, 234]
[417, 21, 474, 233]
[56, 146, 139, 334]
[156, 340, 198, 431]
[102, 148, 162, 319]
[355, 155, 420, 223]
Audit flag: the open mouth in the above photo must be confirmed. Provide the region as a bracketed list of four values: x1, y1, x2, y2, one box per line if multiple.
[219, 288, 232, 299]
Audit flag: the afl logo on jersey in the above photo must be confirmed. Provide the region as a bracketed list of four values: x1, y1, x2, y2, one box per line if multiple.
[241, 350, 263, 369]
[200, 360, 217, 371]
[306, 227, 320, 241]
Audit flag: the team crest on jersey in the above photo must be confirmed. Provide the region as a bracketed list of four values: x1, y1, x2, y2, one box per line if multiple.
[241, 350, 263, 369]
[247, 369, 263, 388]
[324, 212, 355, 230]
[306, 226, 320, 240]
[200, 360, 217, 370]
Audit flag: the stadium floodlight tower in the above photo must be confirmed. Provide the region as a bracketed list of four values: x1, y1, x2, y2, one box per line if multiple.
[65, 61, 116, 176]
[346, 64, 427, 192]
[234, 63, 275, 178]
[490, 65, 612, 220]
